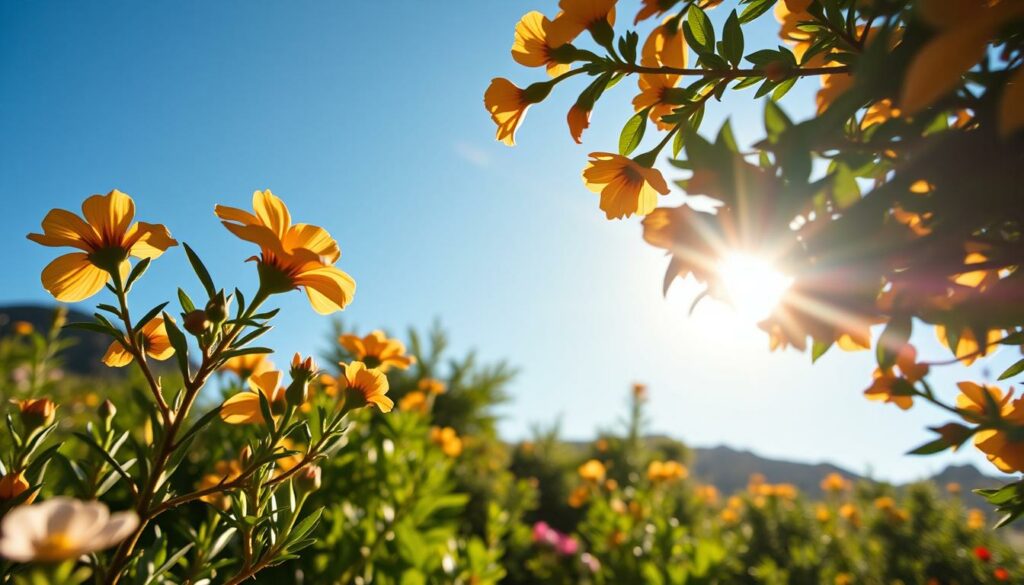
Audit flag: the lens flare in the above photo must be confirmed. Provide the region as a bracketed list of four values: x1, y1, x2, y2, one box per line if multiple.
[718, 253, 793, 322]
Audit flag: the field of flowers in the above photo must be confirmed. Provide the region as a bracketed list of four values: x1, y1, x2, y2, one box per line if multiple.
[1, 297, 1019, 584]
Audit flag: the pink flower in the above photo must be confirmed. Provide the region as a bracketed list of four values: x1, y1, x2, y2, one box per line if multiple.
[532, 521, 552, 544]
[556, 534, 579, 556]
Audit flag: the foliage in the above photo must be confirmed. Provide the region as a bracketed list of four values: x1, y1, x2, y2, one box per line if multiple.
[485, 0, 1024, 522]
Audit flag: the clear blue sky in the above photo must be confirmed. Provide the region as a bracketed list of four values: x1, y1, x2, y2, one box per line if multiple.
[1, 1, 1015, 482]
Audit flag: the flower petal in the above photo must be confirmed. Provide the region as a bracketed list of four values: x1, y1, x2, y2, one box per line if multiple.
[27, 209, 98, 251]
[220, 392, 264, 424]
[40, 253, 109, 302]
[126, 222, 177, 259]
[81, 190, 135, 245]
[296, 265, 356, 314]
[252, 190, 292, 239]
[102, 341, 135, 367]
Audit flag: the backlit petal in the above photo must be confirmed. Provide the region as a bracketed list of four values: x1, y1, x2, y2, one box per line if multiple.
[296, 265, 356, 314]
[40, 253, 109, 302]
[81, 190, 135, 245]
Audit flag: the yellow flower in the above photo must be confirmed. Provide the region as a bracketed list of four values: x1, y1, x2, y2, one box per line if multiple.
[512, 11, 571, 77]
[647, 460, 688, 482]
[695, 485, 719, 505]
[817, 72, 854, 114]
[27, 190, 177, 302]
[583, 153, 670, 219]
[956, 381, 1012, 422]
[220, 369, 288, 424]
[399, 390, 428, 413]
[101, 316, 175, 367]
[578, 459, 606, 482]
[861, 99, 901, 129]
[484, 78, 532, 146]
[418, 378, 447, 395]
[197, 460, 243, 509]
[547, 0, 617, 47]
[633, 74, 682, 131]
[339, 330, 415, 371]
[12, 321, 34, 336]
[720, 507, 739, 523]
[839, 502, 861, 526]
[967, 507, 986, 530]
[430, 426, 464, 458]
[820, 472, 850, 493]
[835, 573, 853, 585]
[13, 398, 57, 430]
[864, 345, 928, 410]
[0, 497, 138, 562]
[641, 17, 687, 70]
[0, 472, 32, 503]
[935, 324, 1000, 365]
[222, 353, 275, 380]
[340, 361, 392, 413]
[969, 392, 1024, 473]
[215, 190, 355, 314]
[874, 496, 896, 510]
[815, 503, 831, 523]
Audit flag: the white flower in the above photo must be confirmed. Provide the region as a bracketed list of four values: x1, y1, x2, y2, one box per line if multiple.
[0, 497, 138, 562]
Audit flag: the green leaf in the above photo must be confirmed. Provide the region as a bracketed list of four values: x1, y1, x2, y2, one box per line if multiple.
[177, 288, 196, 313]
[73, 431, 137, 490]
[162, 311, 191, 379]
[907, 437, 950, 456]
[739, 0, 774, 23]
[772, 76, 797, 100]
[764, 99, 792, 140]
[136, 302, 170, 332]
[687, 6, 715, 54]
[722, 11, 744, 67]
[124, 257, 151, 293]
[999, 359, 1024, 381]
[619, 110, 648, 156]
[811, 340, 833, 363]
[183, 242, 216, 298]
[831, 164, 861, 210]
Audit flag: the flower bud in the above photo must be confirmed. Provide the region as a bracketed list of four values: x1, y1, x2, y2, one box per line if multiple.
[205, 290, 230, 324]
[184, 310, 211, 335]
[0, 471, 32, 503]
[98, 399, 117, 425]
[239, 445, 254, 467]
[15, 398, 56, 432]
[295, 465, 322, 494]
[764, 61, 788, 83]
[286, 353, 317, 407]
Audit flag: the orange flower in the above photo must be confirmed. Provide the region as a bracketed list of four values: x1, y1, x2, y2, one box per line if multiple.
[13, 398, 57, 430]
[817, 73, 854, 114]
[485, 78, 532, 146]
[27, 190, 177, 302]
[966, 391, 1024, 473]
[567, 104, 592, 144]
[936, 324, 1001, 365]
[512, 11, 571, 77]
[633, 74, 683, 131]
[338, 330, 415, 371]
[220, 369, 288, 424]
[647, 460, 688, 482]
[578, 459, 606, 482]
[12, 321, 34, 336]
[583, 153, 670, 219]
[0, 471, 32, 503]
[340, 361, 392, 413]
[547, 0, 616, 47]
[215, 190, 355, 315]
[820, 472, 850, 493]
[641, 17, 687, 70]
[101, 316, 175, 367]
[222, 353, 274, 379]
[430, 426, 464, 458]
[864, 345, 929, 410]
[197, 460, 243, 509]
[399, 390, 428, 413]
[418, 378, 447, 395]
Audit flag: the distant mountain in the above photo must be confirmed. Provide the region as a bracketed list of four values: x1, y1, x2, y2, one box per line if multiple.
[0, 304, 118, 377]
[690, 444, 1008, 504]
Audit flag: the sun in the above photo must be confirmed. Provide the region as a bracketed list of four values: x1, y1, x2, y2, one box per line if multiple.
[717, 253, 793, 322]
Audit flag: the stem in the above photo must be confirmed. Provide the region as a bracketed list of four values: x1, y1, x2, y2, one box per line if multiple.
[615, 64, 850, 79]
[102, 288, 272, 585]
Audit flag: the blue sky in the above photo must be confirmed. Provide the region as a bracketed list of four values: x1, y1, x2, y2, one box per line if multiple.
[1, 1, 1016, 482]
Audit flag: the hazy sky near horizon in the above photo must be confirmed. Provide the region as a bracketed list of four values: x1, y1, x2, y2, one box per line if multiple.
[2, 1, 1017, 482]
